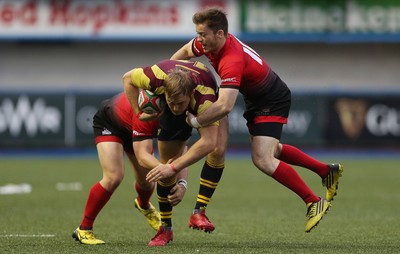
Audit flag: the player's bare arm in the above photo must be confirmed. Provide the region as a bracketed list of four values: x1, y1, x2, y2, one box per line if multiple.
[146, 125, 218, 182]
[170, 39, 196, 60]
[134, 138, 188, 206]
[187, 88, 239, 128]
[123, 70, 141, 115]
[168, 149, 189, 206]
[132, 139, 161, 170]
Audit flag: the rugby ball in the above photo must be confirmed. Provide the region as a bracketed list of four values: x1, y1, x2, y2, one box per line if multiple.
[138, 89, 164, 114]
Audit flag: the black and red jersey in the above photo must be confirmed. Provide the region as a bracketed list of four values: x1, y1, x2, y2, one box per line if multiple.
[192, 33, 272, 99]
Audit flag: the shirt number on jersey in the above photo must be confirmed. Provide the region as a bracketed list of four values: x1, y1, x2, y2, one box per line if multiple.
[237, 37, 263, 65]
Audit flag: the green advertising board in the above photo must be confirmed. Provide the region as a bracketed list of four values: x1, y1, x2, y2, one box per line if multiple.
[240, 0, 400, 42]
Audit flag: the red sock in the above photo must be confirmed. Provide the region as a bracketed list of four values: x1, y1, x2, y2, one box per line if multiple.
[271, 161, 320, 204]
[279, 144, 329, 178]
[135, 181, 154, 210]
[80, 182, 112, 229]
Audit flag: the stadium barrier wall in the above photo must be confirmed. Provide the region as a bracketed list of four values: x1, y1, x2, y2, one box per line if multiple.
[0, 91, 399, 150]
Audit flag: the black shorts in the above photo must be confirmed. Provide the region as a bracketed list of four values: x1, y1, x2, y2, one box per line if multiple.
[158, 106, 192, 142]
[92, 98, 134, 154]
[243, 71, 291, 140]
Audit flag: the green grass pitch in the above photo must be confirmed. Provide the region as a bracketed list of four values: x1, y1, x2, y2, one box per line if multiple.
[1, 154, 399, 253]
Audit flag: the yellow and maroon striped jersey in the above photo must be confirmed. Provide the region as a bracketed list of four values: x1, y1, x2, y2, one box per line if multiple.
[131, 59, 219, 125]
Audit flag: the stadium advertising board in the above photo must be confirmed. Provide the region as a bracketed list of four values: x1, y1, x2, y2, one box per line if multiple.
[1, 93, 399, 149]
[326, 96, 400, 147]
[0, 93, 109, 148]
[0, 0, 238, 40]
[241, 0, 400, 42]
[281, 95, 324, 146]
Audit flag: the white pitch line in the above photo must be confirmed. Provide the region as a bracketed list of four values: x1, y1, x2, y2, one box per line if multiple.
[55, 182, 82, 191]
[0, 234, 55, 238]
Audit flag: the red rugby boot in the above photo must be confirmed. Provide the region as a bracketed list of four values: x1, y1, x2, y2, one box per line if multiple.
[148, 227, 173, 247]
[188, 210, 215, 233]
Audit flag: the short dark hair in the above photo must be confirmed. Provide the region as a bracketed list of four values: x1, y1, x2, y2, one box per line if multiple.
[192, 7, 228, 36]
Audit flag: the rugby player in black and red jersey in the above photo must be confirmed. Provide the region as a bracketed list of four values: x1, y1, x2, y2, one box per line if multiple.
[123, 59, 228, 246]
[160, 7, 344, 233]
[72, 92, 188, 245]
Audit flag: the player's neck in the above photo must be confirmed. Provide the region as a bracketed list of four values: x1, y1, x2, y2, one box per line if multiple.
[213, 37, 226, 55]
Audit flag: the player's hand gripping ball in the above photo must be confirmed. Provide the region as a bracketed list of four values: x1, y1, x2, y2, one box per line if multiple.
[138, 89, 165, 114]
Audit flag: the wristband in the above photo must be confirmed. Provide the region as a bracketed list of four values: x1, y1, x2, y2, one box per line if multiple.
[170, 163, 178, 173]
[190, 117, 202, 128]
[177, 179, 188, 190]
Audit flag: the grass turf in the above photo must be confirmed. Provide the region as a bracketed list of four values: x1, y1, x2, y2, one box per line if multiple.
[1, 155, 399, 253]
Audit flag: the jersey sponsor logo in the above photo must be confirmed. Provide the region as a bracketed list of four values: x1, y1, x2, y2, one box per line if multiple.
[132, 130, 147, 136]
[221, 77, 237, 83]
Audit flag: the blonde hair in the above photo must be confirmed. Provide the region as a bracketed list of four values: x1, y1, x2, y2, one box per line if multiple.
[164, 69, 194, 100]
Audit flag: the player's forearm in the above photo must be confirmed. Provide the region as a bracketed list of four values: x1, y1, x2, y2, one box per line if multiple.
[133, 141, 161, 170]
[170, 137, 215, 173]
[123, 78, 141, 115]
[138, 152, 161, 170]
[196, 89, 238, 126]
[170, 41, 194, 60]
[196, 101, 229, 127]
[175, 145, 189, 181]
[176, 167, 188, 182]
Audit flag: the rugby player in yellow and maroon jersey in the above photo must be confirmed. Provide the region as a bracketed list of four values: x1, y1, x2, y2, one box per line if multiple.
[72, 92, 188, 245]
[161, 7, 344, 233]
[123, 59, 228, 246]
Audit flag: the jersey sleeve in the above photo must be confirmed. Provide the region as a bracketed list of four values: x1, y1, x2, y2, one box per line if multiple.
[131, 67, 152, 90]
[218, 53, 243, 89]
[131, 63, 167, 95]
[191, 38, 204, 57]
[192, 86, 219, 127]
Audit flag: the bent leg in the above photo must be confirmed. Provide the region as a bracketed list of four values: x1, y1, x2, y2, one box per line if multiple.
[277, 144, 329, 178]
[252, 136, 319, 204]
[155, 140, 186, 228]
[80, 142, 125, 229]
[127, 152, 155, 209]
[194, 116, 228, 210]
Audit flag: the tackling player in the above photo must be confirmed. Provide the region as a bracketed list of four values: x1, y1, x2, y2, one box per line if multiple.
[72, 92, 188, 245]
[162, 7, 344, 233]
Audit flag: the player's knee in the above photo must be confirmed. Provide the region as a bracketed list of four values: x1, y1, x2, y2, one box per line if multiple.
[207, 146, 226, 165]
[103, 173, 124, 191]
[252, 155, 275, 176]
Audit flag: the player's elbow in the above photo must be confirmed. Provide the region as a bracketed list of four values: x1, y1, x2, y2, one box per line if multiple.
[136, 156, 146, 168]
[122, 71, 131, 85]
